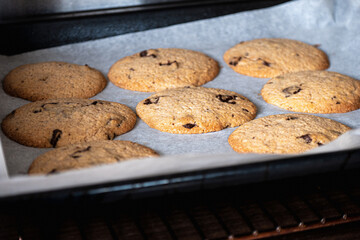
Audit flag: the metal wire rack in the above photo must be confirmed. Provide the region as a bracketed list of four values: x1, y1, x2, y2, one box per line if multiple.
[2, 170, 360, 240]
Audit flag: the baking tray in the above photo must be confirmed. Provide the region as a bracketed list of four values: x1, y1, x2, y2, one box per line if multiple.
[1, 0, 360, 200]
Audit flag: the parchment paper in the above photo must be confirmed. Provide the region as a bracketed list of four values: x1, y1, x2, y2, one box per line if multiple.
[1, 0, 360, 195]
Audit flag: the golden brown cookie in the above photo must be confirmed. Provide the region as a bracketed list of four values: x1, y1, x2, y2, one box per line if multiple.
[28, 140, 159, 174]
[223, 38, 329, 78]
[261, 71, 360, 113]
[3, 62, 107, 101]
[1, 99, 136, 148]
[108, 48, 219, 92]
[228, 114, 351, 154]
[136, 86, 257, 134]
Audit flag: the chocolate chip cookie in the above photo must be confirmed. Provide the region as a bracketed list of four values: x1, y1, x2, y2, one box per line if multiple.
[3, 62, 107, 101]
[28, 140, 159, 174]
[261, 71, 360, 113]
[1, 99, 136, 148]
[223, 38, 329, 78]
[108, 48, 219, 92]
[136, 86, 257, 134]
[228, 114, 350, 154]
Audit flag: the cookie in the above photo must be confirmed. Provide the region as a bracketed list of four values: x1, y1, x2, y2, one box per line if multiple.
[1, 99, 136, 148]
[223, 38, 329, 78]
[261, 71, 360, 113]
[136, 86, 257, 134]
[228, 114, 350, 154]
[108, 48, 219, 92]
[28, 140, 158, 174]
[3, 62, 107, 101]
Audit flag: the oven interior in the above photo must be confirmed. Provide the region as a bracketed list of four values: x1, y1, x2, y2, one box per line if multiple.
[1, 0, 360, 239]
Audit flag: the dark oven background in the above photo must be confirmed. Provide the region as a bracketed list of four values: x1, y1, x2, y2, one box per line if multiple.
[1, 0, 289, 55]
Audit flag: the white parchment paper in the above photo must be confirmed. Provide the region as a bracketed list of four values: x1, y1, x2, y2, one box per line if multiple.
[1, 0, 360, 196]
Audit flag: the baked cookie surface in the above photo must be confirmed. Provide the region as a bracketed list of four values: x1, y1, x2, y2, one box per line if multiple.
[261, 71, 360, 113]
[28, 140, 158, 174]
[136, 86, 257, 134]
[1, 99, 136, 148]
[223, 38, 329, 78]
[108, 48, 219, 92]
[228, 114, 350, 154]
[3, 62, 107, 101]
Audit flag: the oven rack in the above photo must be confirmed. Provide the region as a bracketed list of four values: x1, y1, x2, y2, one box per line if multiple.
[2, 168, 360, 239]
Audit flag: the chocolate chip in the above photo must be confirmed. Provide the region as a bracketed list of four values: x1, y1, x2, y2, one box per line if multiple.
[229, 61, 237, 66]
[77, 146, 91, 153]
[229, 57, 242, 66]
[139, 50, 157, 58]
[50, 129, 62, 147]
[183, 123, 196, 129]
[298, 134, 312, 144]
[282, 86, 302, 97]
[47, 169, 58, 175]
[286, 116, 298, 120]
[263, 60, 271, 67]
[159, 60, 178, 67]
[216, 94, 237, 104]
[144, 97, 160, 105]
[90, 101, 103, 106]
[71, 146, 91, 158]
[140, 50, 148, 57]
[229, 56, 242, 66]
